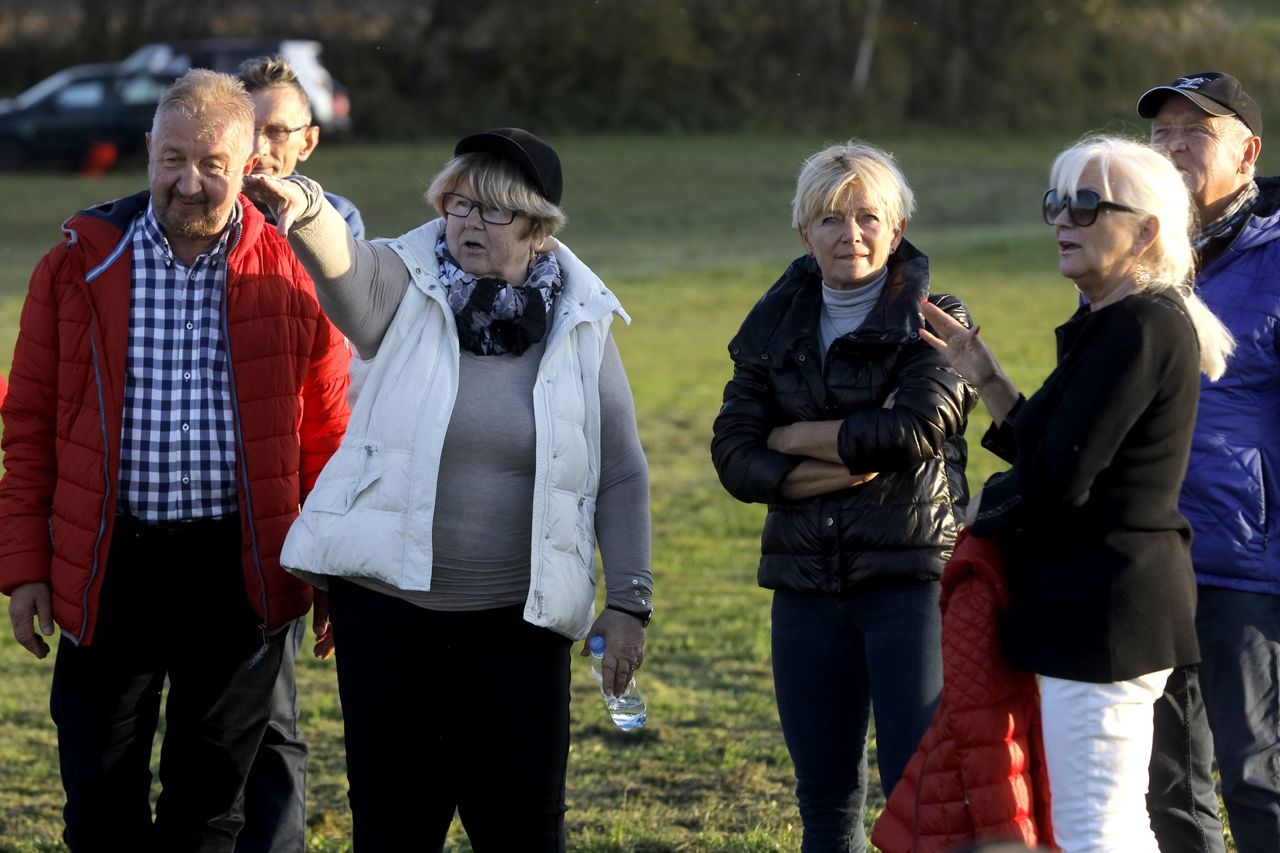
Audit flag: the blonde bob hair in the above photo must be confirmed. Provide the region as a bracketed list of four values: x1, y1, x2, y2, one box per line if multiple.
[1050, 135, 1235, 379]
[791, 141, 915, 230]
[425, 152, 568, 245]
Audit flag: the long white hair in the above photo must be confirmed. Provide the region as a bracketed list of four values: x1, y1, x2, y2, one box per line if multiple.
[1050, 136, 1235, 379]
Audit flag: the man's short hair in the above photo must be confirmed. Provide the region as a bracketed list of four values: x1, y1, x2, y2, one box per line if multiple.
[153, 68, 255, 156]
[237, 55, 313, 124]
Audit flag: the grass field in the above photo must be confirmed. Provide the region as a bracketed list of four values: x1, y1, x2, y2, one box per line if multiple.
[0, 130, 1260, 851]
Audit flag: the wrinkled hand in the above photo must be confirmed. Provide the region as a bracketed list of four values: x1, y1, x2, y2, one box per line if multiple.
[312, 588, 334, 660]
[242, 173, 308, 237]
[8, 581, 54, 659]
[581, 608, 646, 698]
[918, 300, 1000, 388]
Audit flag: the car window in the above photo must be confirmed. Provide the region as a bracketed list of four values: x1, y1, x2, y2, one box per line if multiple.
[118, 75, 169, 106]
[54, 80, 107, 110]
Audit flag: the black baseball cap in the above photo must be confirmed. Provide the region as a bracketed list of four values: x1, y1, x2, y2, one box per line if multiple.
[454, 127, 563, 205]
[1137, 72, 1263, 137]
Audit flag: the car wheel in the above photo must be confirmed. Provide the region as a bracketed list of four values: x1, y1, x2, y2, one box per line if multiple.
[0, 138, 26, 169]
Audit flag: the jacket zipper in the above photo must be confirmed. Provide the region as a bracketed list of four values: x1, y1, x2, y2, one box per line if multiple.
[79, 221, 132, 646]
[219, 219, 271, 663]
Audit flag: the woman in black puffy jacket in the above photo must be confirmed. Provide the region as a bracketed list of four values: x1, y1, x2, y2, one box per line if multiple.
[711, 140, 976, 852]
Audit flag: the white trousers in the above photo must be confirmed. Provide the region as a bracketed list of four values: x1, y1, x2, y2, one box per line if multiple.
[1038, 669, 1172, 853]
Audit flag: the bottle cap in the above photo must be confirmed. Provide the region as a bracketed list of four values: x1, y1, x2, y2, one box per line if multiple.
[588, 635, 605, 655]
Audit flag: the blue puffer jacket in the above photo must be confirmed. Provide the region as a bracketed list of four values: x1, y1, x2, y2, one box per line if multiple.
[1180, 177, 1280, 594]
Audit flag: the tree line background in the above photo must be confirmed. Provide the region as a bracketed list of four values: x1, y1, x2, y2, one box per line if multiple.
[0, 0, 1278, 138]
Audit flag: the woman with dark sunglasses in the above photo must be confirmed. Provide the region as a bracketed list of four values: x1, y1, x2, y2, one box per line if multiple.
[920, 136, 1234, 852]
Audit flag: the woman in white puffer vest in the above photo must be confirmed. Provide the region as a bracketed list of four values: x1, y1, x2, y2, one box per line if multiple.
[244, 128, 652, 852]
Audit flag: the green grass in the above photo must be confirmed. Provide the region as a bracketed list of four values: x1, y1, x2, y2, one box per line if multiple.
[0, 131, 1243, 851]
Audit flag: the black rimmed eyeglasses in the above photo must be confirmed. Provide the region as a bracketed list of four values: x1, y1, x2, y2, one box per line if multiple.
[255, 123, 310, 143]
[441, 192, 520, 226]
[1042, 188, 1140, 227]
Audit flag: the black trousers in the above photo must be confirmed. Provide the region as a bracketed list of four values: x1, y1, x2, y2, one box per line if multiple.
[51, 514, 286, 853]
[327, 578, 572, 853]
[1148, 665, 1227, 853]
[235, 616, 308, 853]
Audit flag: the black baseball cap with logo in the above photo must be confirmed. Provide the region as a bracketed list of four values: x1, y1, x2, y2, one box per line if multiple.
[1137, 72, 1263, 136]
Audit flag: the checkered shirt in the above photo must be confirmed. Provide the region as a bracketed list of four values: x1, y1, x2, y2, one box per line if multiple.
[117, 201, 242, 523]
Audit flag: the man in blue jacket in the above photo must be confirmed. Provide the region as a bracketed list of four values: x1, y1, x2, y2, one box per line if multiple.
[1139, 71, 1279, 853]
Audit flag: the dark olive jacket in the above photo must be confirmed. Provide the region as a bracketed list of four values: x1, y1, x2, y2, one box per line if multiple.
[711, 241, 977, 595]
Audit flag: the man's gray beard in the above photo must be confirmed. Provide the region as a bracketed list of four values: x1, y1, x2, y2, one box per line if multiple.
[156, 201, 226, 240]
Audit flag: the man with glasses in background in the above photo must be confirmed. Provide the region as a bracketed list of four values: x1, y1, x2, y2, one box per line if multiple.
[240, 56, 363, 241]
[235, 55, 364, 853]
[1138, 72, 1280, 853]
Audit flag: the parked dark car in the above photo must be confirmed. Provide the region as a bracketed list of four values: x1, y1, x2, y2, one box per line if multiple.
[0, 63, 176, 169]
[122, 39, 352, 134]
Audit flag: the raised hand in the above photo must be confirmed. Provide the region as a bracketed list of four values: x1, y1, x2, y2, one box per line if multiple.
[242, 173, 309, 237]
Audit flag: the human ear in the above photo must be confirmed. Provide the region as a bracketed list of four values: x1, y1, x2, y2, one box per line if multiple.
[798, 224, 814, 255]
[1241, 135, 1263, 174]
[1134, 215, 1160, 256]
[297, 126, 320, 163]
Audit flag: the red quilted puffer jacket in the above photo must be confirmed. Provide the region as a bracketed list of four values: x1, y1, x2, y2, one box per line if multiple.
[0, 192, 350, 645]
[872, 530, 1055, 852]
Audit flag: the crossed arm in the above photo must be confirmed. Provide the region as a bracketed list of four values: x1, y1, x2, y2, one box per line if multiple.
[766, 420, 879, 499]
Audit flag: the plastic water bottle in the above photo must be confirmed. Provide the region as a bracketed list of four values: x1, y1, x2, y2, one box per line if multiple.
[587, 635, 647, 731]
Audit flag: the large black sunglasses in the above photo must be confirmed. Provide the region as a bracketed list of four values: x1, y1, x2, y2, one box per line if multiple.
[1042, 188, 1140, 227]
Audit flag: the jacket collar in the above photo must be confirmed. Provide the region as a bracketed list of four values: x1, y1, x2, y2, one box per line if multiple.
[1222, 175, 1280, 258]
[736, 238, 931, 362]
[64, 190, 265, 282]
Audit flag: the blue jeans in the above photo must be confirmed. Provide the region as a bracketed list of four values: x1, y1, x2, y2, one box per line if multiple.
[1197, 586, 1280, 853]
[771, 583, 942, 853]
[235, 616, 307, 852]
[1147, 665, 1226, 853]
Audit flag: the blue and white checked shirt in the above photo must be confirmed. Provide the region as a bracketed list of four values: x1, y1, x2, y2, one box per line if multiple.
[117, 201, 242, 523]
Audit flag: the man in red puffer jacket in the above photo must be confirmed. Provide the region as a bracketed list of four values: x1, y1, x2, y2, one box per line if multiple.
[0, 68, 348, 852]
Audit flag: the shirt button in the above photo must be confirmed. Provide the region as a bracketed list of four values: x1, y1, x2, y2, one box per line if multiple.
[825, 517, 835, 527]
[181, 422, 190, 432]
[181, 476, 190, 485]
[182, 371, 191, 381]
[186, 322, 194, 330]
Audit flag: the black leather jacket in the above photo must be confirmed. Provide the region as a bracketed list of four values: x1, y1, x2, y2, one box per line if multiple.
[711, 241, 977, 594]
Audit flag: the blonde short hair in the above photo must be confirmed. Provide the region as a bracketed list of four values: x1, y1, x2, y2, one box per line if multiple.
[791, 141, 915, 230]
[425, 152, 568, 244]
[1050, 135, 1234, 379]
[152, 68, 255, 160]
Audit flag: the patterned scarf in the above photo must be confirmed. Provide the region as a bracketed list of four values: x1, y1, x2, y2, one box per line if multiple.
[1194, 181, 1259, 266]
[434, 236, 564, 356]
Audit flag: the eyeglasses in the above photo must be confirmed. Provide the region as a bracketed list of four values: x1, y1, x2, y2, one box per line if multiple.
[1042, 188, 1140, 227]
[441, 192, 520, 226]
[255, 123, 309, 143]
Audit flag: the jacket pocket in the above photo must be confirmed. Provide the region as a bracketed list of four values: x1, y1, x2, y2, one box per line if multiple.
[575, 494, 599, 580]
[304, 443, 384, 515]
